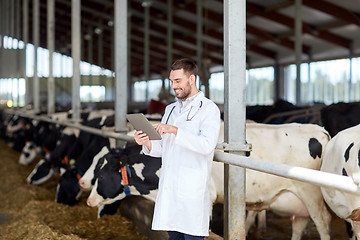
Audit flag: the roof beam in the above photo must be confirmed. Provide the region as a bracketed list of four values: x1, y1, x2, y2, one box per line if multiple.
[247, 24, 311, 55]
[303, 0, 360, 26]
[247, 1, 352, 49]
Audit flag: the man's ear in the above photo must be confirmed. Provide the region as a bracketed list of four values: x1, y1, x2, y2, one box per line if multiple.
[190, 74, 196, 85]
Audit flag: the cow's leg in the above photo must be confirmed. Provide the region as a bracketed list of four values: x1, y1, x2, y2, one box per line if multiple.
[245, 210, 257, 234]
[351, 220, 360, 240]
[257, 210, 266, 232]
[245, 210, 267, 234]
[291, 217, 309, 240]
[296, 186, 331, 240]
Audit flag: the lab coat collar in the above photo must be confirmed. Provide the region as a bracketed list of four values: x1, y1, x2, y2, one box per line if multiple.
[177, 91, 204, 110]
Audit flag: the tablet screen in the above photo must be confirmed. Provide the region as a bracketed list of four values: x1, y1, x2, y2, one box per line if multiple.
[126, 113, 162, 140]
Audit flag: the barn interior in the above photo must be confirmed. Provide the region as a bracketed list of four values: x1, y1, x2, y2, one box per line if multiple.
[1, 0, 360, 240]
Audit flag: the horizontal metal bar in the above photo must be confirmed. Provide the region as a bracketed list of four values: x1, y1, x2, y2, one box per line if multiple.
[8, 109, 360, 196]
[7, 110, 134, 142]
[214, 150, 360, 196]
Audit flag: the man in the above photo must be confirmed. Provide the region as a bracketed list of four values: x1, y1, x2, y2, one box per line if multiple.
[134, 58, 221, 240]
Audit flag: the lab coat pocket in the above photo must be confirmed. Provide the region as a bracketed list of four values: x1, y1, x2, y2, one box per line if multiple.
[178, 167, 205, 199]
[181, 120, 200, 135]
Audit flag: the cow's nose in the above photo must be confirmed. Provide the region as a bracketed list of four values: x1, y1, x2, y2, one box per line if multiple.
[87, 198, 93, 207]
[79, 179, 85, 188]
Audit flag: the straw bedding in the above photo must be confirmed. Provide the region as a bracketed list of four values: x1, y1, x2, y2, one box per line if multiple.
[0, 139, 149, 240]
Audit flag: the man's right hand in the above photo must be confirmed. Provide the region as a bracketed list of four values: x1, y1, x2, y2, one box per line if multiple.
[134, 130, 152, 150]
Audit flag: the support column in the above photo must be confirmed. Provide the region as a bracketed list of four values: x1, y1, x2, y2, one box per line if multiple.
[15, 0, 20, 106]
[23, 0, 29, 105]
[47, 0, 55, 114]
[127, 13, 132, 102]
[110, 21, 115, 101]
[114, 0, 128, 147]
[87, 25, 93, 101]
[97, 27, 104, 90]
[165, 0, 173, 92]
[223, 0, 247, 239]
[144, 2, 150, 102]
[274, 55, 280, 102]
[196, 0, 203, 91]
[349, 42, 354, 102]
[166, 0, 173, 71]
[307, 49, 312, 103]
[295, 0, 302, 104]
[33, 0, 40, 113]
[71, 0, 81, 122]
[0, 0, 3, 84]
[10, 0, 14, 38]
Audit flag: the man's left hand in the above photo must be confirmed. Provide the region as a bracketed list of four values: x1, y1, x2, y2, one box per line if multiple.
[154, 123, 178, 136]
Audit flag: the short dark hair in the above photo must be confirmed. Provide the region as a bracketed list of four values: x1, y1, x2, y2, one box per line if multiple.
[170, 58, 198, 77]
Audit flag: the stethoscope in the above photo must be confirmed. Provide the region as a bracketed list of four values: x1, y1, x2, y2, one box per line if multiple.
[165, 101, 203, 124]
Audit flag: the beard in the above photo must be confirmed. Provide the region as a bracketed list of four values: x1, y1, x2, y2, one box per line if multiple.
[174, 83, 192, 100]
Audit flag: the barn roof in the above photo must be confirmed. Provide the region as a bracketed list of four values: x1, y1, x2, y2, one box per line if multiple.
[24, 0, 360, 79]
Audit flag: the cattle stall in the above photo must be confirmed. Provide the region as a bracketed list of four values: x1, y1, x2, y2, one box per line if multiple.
[2, 0, 360, 239]
[4, 103, 360, 240]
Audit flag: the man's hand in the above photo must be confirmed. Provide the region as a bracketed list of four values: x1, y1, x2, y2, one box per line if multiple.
[134, 130, 152, 150]
[154, 123, 178, 136]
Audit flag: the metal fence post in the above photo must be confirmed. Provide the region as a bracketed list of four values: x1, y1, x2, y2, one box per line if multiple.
[223, 0, 247, 239]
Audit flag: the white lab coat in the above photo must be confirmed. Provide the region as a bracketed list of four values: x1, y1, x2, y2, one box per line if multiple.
[143, 91, 220, 236]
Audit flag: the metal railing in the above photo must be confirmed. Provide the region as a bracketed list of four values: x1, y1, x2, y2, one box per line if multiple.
[6, 109, 360, 196]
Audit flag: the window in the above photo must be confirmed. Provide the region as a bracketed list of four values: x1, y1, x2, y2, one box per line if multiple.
[284, 58, 354, 105]
[80, 86, 105, 102]
[247, 67, 274, 105]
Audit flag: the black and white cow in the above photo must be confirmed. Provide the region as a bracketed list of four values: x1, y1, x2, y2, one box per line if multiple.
[321, 102, 360, 138]
[320, 124, 360, 240]
[5, 114, 35, 151]
[26, 111, 114, 185]
[211, 122, 331, 240]
[19, 111, 83, 165]
[86, 143, 161, 207]
[55, 132, 111, 205]
[27, 127, 79, 185]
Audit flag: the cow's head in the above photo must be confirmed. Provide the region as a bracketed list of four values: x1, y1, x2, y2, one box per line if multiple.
[55, 156, 84, 206]
[56, 166, 83, 206]
[19, 141, 42, 165]
[27, 158, 57, 185]
[87, 150, 130, 207]
[86, 144, 161, 207]
[79, 146, 118, 191]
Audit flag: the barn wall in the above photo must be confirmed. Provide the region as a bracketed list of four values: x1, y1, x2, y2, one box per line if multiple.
[26, 76, 115, 106]
[0, 49, 25, 78]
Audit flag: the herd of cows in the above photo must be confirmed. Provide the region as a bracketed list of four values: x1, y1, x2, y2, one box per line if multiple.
[1, 99, 360, 240]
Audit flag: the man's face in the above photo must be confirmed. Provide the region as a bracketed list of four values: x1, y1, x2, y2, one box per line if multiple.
[169, 69, 194, 101]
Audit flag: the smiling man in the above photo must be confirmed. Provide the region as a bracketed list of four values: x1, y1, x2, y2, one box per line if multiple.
[134, 58, 221, 240]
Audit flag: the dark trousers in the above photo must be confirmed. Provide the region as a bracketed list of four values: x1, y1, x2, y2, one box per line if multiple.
[168, 231, 205, 240]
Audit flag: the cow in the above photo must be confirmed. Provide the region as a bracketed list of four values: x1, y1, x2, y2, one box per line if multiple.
[55, 133, 111, 205]
[85, 122, 331, 240]
[26, 110, 115, 185]
[246, 99, 306, 123]
[5, 114, 35, 151]
[19, 119, 63, 165]
[321, 102, 360, 137]
[19, 111, 89, 165]
[86, 143, 161, 207]
[209, 122, 332, 240]
[320, 123, 360, 240]
[53, 115, 116, 205]
[26, 127, 79, 184]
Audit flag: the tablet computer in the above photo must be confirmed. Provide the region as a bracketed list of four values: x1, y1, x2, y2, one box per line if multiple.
[126, 113, 162, 140]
